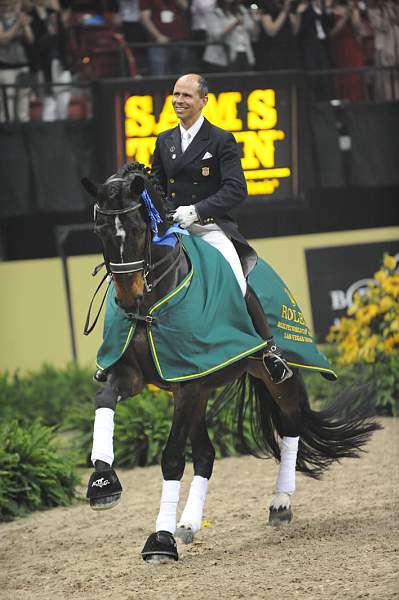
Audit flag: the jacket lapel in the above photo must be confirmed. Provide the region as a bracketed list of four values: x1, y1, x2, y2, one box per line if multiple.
[179, 119, 211, 169]
[164, 127, 182, 176]
[165, 119, 212, 175]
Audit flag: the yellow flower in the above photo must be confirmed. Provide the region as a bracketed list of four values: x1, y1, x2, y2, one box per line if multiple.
[357, 335, 378, 363]
[147, 384, 161, 393]
[383, 333, 399, 354]
[383, 254, 397, 271]
[374, 270, 388, 284]
[389, 318, 399, 332]
[379, 296, 394, 313]
[338, 344, 359, 365]
[356, 304, 378, 324]
[382, 275, 399, 297]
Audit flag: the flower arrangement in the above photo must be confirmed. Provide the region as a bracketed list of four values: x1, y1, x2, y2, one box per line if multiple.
[327, 253, 399, 415]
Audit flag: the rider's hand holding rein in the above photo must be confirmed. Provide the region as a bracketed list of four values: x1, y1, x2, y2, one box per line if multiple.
[173, 205, 199, 229]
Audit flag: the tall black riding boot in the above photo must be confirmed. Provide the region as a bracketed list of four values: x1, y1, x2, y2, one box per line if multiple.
[245, 286, 293, 384]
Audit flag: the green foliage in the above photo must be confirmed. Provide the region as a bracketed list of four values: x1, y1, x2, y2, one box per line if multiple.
[115, 390, 173, 467]
[303, 347, 399, 416]
[0, 364, 96, 427]
[0, 420, 80, 522]
[66, 386, 244, 467]
[1, 344, 396, 523]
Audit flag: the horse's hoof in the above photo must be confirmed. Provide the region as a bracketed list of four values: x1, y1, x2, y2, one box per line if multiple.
[141, 531, 178, 562]
[268, 506, 293, 527]
[144, 553, 176, 564]
[90, 493, 121, 510]
[176, 523, 195, 545]
[86, 469, 122, 511]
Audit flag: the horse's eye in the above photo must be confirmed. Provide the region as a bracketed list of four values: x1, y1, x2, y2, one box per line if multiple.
[94, 223, 108, 236]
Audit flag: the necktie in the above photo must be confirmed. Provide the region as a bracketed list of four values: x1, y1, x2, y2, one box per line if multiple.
[181, 131, 191, 153]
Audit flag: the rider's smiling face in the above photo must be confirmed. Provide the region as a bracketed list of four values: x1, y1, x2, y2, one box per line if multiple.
[172, 75, 207, 129]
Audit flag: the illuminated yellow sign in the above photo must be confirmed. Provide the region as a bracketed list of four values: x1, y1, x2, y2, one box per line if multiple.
[124, 89, 291, 196]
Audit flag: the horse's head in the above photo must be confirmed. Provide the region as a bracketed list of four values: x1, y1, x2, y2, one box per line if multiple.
[82, 163, 168, 310]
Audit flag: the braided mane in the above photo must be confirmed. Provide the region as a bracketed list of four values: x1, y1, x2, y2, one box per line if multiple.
[115, 161, 169, 210]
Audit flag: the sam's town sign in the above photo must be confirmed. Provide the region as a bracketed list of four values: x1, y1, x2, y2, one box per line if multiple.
[124, 88, 293, 198]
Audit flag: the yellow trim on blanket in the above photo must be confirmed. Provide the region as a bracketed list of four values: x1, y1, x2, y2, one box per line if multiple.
[149, 268, 194, 314]
[153, 341, 268, 382]
[147, 265, 195, 379]
[96, 325, 135, 370]
[147, 257, 271, 381]
[287, 361, 337, 378]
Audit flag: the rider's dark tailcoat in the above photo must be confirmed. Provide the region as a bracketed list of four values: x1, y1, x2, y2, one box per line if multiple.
[151, 117, 257, 275]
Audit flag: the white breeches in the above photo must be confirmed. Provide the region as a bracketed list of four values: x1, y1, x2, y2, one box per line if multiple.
[189, 223, 247, 296]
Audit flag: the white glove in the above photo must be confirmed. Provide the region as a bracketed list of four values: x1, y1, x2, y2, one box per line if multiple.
[173, 205, 199, 229]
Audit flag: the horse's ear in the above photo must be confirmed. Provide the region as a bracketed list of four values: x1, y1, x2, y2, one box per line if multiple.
[81, 177, 99, 198]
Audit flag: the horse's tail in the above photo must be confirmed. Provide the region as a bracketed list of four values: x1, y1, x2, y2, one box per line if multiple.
[208, 371, 382, 479]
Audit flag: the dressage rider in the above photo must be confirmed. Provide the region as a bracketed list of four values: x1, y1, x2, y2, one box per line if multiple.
[151, 73, 292, 384]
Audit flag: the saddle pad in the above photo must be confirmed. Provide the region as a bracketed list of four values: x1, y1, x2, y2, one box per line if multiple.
[96, 234, 336, 381]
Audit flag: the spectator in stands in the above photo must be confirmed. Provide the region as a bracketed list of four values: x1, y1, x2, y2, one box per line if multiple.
[255, 0, 302, 71]
[116, 0, 147, 74]
[295, 0, 335, 100]
[367, 0, 399, 101]
[27, 0, 71, 119]
[0, 0, 33, 121]
[190, 0, 215, 68]
[202, 0, 257, 72]
[357, 0, 374, 66]
[329, 0, 365, 102]
[139, 0, 191, 76]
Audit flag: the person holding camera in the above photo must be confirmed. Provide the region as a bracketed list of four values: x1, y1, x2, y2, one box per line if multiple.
[202, 0, 257, 71]
[295, 0, 335, 100]
[255, 0, 302, 70]
[0, 0, 34, 122]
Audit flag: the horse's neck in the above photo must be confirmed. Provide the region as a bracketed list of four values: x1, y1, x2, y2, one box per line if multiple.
[145, 241, 189, 307]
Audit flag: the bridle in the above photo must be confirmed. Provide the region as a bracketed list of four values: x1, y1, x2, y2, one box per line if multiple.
[84, 175, 182, 335]
[94, 177, 145, 276]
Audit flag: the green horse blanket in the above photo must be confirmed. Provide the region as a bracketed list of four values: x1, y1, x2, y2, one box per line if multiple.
[97, 234, 336, 382]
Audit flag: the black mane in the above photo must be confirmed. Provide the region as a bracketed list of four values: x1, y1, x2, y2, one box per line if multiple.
[114, 161, 170, 211]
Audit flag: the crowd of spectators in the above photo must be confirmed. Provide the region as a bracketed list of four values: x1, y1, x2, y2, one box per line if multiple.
[0, 0, 398, 121]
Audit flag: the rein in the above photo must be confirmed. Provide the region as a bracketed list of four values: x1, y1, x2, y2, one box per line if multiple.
[84, 192, 182, 335]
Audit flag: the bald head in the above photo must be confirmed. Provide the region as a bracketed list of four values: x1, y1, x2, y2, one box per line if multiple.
[175, 74, 208, 99]
[172, 74, 208, 128]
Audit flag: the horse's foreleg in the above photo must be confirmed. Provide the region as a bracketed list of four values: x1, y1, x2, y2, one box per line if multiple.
[142, 382, 201, 563]
[87, 362, 144, 510]
[176, 389, 214, 544]
[154, 387, 196, 534]
[269, 435, 299, 526]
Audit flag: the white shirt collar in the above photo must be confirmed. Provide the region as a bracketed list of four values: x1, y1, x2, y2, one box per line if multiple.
[179, 115, 204, 142]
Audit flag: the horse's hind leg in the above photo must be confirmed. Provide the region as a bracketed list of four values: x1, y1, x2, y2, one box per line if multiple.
[176, 388, 214, 544]
[265, 374, 301, 526]
[268, 435, 299, 526]
[248, 362, 301, 526]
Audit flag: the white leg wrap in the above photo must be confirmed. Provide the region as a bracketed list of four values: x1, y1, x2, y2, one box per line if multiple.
[156, 480, 181, 535]
[178, 476, 209, 533]
[91, 407, 115, 467]
[276, 436, 299, 495]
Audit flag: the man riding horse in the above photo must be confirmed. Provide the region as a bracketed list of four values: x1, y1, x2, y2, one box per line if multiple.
[152, 73, 292, 385]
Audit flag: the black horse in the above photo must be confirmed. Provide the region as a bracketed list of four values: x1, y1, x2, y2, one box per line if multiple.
[82, 162, 379, 563]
